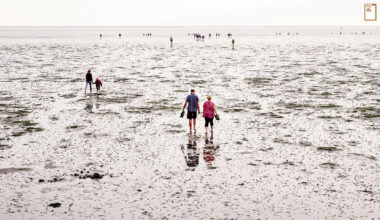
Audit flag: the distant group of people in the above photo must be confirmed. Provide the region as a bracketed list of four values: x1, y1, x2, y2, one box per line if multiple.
[84, 70, 102, 95]
[181, 89, 218, 134]
[99, 33, 122, 38]
[189, 33, 225, 40]
[193, 33, 205, 41]
[143, 33, 152, 37]
[275, 32, 299, 36]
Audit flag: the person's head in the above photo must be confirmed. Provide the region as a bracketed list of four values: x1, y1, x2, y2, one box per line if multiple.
[191, 89, 195, 94]
[207, 96, 212, 101]
[87, 69, 91, 74]
[96, 78, 99, 81]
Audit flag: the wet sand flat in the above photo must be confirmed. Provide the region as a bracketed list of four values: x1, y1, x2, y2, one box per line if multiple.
[0, 35, 379, 219]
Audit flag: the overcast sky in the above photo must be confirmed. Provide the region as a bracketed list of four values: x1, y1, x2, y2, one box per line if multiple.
[0, 0, 378, 26]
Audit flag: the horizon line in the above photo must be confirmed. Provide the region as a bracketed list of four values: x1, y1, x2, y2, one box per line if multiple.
[0, 25, 379, 28]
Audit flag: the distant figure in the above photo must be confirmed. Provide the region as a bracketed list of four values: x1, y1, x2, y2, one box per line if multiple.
[203, 96, 217, 134]
[182, 89, 200, 133]
[119, 33, 122, 38]
[99, 34, 102, 38]
[94, 78, 103, 94]
[170, 36, 173, 47]
[85, 69, 94, 95]
[232, 39, 235, 50]
[209, 33, 211, 38]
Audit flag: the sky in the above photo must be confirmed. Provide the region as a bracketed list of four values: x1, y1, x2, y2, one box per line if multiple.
[0, 0, 378, 26]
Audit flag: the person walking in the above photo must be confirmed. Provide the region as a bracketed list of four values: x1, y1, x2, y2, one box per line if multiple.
[170, 36, 173, 47]
[85, 69, 94, 95]
[94, 77, 103, 94]
[232, 39, 235, 50]
[182, 89, 200, 133]
[203, 96, 217, 134]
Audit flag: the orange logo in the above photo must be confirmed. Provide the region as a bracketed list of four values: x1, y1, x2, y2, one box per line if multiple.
[364, 3, 377, 21]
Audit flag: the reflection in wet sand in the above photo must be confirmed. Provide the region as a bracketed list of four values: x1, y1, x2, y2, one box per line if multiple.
[203, 134, 215, 167]
[203, 134, 218, 167]
[95, 95, 100, 109]
[85, 96, 94, 111]
[181, 134, 199, 168]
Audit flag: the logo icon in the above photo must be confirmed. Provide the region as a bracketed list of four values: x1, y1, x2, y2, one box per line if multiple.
[364, 3, 377, 21]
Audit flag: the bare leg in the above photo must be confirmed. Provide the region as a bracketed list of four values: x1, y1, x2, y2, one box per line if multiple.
[205, 126, 208, 134]
[189, 119, 192, 133]
[85, 84, 87, 95]
[193, 119, 197, 132]
[211, 126, 213, 134]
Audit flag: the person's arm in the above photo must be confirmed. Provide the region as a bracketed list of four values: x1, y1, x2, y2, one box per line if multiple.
[213, 106, 217, 114]
[100, 81, 103, 86]
[182, 102, 188, 112]
[197, 102, 200, 114]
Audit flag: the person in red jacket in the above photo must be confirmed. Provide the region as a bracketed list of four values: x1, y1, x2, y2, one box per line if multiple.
[203, 96, 217, 134]
[93, 78, 102, 94]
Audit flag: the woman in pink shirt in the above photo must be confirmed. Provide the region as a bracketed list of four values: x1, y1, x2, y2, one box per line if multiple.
[203, 96, 217, 134]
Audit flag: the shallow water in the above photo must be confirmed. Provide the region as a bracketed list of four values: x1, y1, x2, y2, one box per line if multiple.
[0, 32, 379, 219]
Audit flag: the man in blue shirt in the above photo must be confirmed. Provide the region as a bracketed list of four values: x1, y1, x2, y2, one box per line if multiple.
[182, 89, 200, 133]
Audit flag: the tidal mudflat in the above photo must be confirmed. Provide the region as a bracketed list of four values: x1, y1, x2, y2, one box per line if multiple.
[0, 34, 379, 219]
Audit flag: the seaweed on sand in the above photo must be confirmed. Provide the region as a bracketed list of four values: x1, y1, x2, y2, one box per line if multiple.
[11, 109, 30, 117]
[0, 167, 32, 174]
[66, 125, 82, 130]
[0, 144, 11, 150]
[318, 103, 341, 108]
[320, 162, 338, 169]
[11, 131, 27, 137]
[284, 102, 314, 110]
[48, 203, 61, 208]
[317, 146, 342, 152]
[348, 153, 377, 161]
[59, 93, 77, 99]
[269, 112, 284, 118]
[13, 120, 38, 127]
[318, 115, 341, 119]
[245, 77, 271, 85]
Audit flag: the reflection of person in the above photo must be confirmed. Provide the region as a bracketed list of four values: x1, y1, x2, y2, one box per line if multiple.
[203, 133, 216, 167]
[95, 95, 100, 110]
[181, 135, 199, 168]
[182, 89, 200, 133]
[203, 96, 217, 134]
[85, 69, 94, 95]
[85, 97, 94, 111]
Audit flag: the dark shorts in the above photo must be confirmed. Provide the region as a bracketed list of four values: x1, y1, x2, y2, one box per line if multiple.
[205, 117, 214, 127]
[187, 111, 197, 119]
[85, 81, 92, 89]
